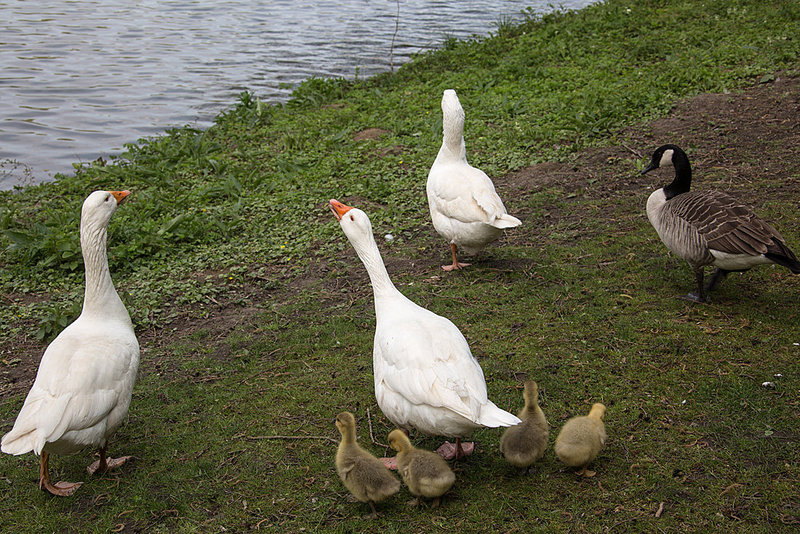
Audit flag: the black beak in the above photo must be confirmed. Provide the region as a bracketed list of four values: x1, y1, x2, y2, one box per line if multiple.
[641, 162, 658, 175]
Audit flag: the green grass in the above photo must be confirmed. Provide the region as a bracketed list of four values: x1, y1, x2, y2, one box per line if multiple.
[1, 0, 800, 531]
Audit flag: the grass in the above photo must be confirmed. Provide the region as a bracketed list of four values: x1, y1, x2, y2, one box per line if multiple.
[1, 0, 800, 531]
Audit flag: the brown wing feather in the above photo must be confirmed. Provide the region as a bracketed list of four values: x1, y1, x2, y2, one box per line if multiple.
[668, 191, 786, 256]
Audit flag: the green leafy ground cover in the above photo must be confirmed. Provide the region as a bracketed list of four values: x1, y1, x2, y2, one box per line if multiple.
[1, 0, 799, 531]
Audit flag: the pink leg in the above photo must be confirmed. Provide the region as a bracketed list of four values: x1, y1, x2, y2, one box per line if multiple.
[87, 445, 132, 475]
[436, 438, 475, 460]
[380, 456, 399, 470]
[442, 244, 470, 271]
[39, 452, 82, 497]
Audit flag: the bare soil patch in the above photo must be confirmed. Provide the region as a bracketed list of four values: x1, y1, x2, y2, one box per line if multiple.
[502, 73, 800, 228]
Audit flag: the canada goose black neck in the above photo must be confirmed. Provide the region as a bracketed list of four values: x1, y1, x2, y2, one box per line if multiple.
[662, 145, 692, 200]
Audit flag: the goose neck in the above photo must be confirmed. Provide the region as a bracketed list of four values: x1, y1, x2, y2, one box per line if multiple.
[441, 114, 466, 160]
[80, 223, 128, 320]
[663, 151, 692, 200]
[352, 235, 397, 298]
[340, 428, 356, 446]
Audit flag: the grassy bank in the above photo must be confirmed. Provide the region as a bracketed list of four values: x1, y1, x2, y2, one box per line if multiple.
[1, 0, 800, 531]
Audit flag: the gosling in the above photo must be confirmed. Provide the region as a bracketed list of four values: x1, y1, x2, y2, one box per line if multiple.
[554, 403, 607, 477]
[387, 429, 455, 508]
[499, 380, 549, 471]
[335, 412, 400, 517]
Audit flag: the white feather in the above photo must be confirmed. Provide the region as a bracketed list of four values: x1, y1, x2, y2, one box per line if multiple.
[332, 201, 520, 439]
[1, 191, 139, 459]
[427, 90, 520, 256]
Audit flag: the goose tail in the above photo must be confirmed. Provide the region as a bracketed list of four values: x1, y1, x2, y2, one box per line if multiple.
[1, 428, 37, 456]
[490, 214, 522, 230]
[766, 241, 800, 274]
[477, 402, 522, 428]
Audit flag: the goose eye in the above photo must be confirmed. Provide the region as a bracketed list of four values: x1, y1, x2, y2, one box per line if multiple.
[349, 214, 354, 221]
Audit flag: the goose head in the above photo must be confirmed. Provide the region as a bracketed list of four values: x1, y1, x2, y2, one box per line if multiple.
[441, 90, 466, 148]
[641, 144, 692, 198]
[522, 380, 539, 407]
[441, 89, 464, 122]
[589, 403, 607, 421]
[335, 411, 356, 436]
[81, 190, 130, 229]
[641, 144, 682, 174]
[387, 429, 412, 453]
[329, 199, 374, 247]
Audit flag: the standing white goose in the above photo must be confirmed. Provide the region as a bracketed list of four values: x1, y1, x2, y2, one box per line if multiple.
[642, 144, 800, 302]
[329, 199, 520, 461]
[1, 190, 139, 496]
[427, 89, 521, 271]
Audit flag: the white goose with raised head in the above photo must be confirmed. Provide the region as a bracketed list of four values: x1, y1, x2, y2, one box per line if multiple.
[329, 199, 520, 460]
[642, 144, 800, 302]
[1, 190, 139, 496]
[427, 89, 521, 271]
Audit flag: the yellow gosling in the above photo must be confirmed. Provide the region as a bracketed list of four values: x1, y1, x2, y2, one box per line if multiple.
[387, 429, 455, 508]
[500, 380, 549, 471]
[335, 412, 400, 517]
[554, 403, 607, 477]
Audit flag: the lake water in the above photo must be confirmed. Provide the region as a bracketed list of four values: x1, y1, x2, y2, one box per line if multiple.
[0, 0, 593, 189]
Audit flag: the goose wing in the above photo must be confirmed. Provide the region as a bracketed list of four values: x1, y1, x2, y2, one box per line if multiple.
[375, 310, 488, 422]
[669, 190, 786, 256]
[1, 324, 138, 455]
[428, 162, 515, 227]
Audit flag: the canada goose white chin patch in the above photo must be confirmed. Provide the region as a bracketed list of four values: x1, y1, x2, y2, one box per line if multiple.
[659, 149, 674, 168]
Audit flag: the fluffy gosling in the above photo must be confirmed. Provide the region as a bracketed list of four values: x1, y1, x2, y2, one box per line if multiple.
[554, 403, 607, 477]
[499, 380, 549, 471]
[335, 412, 400, 517]
[387, 429, 455, 508]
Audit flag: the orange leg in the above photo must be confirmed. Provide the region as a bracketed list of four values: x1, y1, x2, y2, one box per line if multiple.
[577, 464, 596, 477]
[39, 452, 82, 497]
[442, 243, 470, 272]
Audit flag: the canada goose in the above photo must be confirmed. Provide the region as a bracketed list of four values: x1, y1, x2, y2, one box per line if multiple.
[554, 403, 606, 477]
[330, 199, 520, 461]
[427, 89, 521, 271]
[387, 429, 455, 507]
[335, 412, 400, 517]
[642, 144, 800, 302]
[1, 191, 138, 496]
[499, 380, 549, 471]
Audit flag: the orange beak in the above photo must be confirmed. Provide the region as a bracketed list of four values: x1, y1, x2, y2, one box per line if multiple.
[329, 199, 353, 221]
[109, 190, 131, 205]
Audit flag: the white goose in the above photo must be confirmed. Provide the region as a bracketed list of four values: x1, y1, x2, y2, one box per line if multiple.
[2, 190, 139, 496]
[642, 144, 800, 302]
[427, 89, 521, 271]
[329, 199, 520, 460]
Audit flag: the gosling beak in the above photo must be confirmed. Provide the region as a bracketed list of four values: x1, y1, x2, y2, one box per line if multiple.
[109, 190, 131, 204]
[329, 199, 353, 221]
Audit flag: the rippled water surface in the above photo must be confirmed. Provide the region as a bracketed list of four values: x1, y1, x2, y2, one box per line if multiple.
[0, 0, 593, 189]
